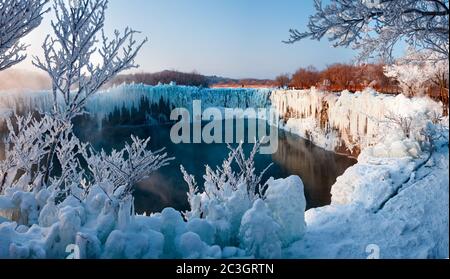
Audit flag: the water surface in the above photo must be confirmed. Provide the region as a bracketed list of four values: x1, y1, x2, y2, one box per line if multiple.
[75, 121, 356, 213]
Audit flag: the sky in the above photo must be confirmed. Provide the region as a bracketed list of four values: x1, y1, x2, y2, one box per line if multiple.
[18, 0, 358, 79]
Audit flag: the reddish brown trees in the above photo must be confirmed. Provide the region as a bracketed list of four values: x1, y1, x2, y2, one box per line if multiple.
[287, 63, 400, 93]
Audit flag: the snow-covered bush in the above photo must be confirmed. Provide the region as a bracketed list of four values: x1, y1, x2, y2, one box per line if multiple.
[379, 107, 445, 156]
[0, 114, 68, 194]
[181, 142, 272, 246]
[181, 142, 307, 252]
[83, 136, 173, 200]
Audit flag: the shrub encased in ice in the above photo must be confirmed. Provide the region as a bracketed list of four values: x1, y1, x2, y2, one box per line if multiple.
[181, 142, 272, 246]
[177, 231, 222, 259]
[264, 175, 306, 246]
[239, 199, 282, 259]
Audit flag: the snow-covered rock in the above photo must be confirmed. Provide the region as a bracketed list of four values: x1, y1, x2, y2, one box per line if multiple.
[239, 199, 282, 259]
[265, 176, 306, 246]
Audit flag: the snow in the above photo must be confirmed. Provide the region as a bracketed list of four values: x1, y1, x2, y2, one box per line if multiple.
[0, 85, 448, 259]
[272, 88, 443, 156]
[239, 199, 282, 259]
[264, 176, 306, 246]
[0, 173, 307, 259]
[284, 122, 449, 259]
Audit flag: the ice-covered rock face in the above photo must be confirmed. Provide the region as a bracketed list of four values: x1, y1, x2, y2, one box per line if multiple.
[271, 88, 443, 156]
[0, 84, 272, 126]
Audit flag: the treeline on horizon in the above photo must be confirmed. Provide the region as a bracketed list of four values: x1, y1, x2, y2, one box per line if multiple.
[108, 64, 401, 94]
[107, 65, 442, 100]
[276, 63, 400, 94]
[109, 70, 276, 89]
[110, 70, 211, 88]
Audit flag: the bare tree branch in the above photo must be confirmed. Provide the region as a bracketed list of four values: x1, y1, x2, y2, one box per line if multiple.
[286, 0, 449, 62]
[0, 0, 49, 71]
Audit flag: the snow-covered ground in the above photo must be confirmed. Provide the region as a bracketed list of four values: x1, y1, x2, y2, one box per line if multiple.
[0, 85, 448, 259]
[286, 123, 449, 258]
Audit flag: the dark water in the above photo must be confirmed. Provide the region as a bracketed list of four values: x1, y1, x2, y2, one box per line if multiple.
[74, 121, 356, 214]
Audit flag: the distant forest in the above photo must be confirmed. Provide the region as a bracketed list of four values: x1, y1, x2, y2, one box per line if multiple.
[109, 70, 276, 88]
[4, 66, 440, 100]
[109, 65, 402, 93]
[276, 63, 400, 93]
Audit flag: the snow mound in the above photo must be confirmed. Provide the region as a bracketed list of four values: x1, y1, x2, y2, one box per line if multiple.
[265, 176, 306, 245]
[239, 199, 282, 259]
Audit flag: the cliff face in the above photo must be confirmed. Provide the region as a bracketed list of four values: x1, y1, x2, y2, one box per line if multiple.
[270, 88, 443, 157]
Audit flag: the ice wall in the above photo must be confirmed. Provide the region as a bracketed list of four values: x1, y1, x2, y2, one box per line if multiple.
[0, 84, 271, 114]
[0, 84, 443, 156]
[271, 88, 443, 156]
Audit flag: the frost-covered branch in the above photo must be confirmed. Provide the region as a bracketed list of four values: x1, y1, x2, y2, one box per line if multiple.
[48, 129, 86, 203]
[33, 0, 148, 120]
[181, 165, 199, 209]
[384, 113, 414, 139]
[84, 135, 173, 200]
[0, 0, 49, 71]
[0, 114, 69, 194]
[384, 49, 449, 98]
[286, 0, 449, 62]
[181, 141, 272, 221]
[31, 0, 147, 186]
[228, 141, 273, 201]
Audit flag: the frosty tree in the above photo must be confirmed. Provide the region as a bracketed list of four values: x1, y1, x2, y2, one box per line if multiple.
[286, 0, 449, 62]
[31, 0, 147, 185]
[0, 0, 49, 71]
[33, 0, 148, 120]
[384, 49, 449, 113]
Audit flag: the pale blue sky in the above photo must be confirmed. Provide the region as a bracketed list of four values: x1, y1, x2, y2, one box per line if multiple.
[19, 0, 358, 79]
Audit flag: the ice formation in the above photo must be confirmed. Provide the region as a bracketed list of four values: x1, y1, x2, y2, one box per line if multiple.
[2, 84, 442, 156]
[271, 87, 443, 156]
[0, 84, 448, 259]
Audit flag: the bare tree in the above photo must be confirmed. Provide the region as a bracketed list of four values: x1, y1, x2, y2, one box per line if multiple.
[32, 0, 147, 186]
[285, 0, 449, 62]
[33, 0, 148, 120]
[275, 74, 290, 88]
[290, 66, 319, 89]
[0, 0, 49, 71]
